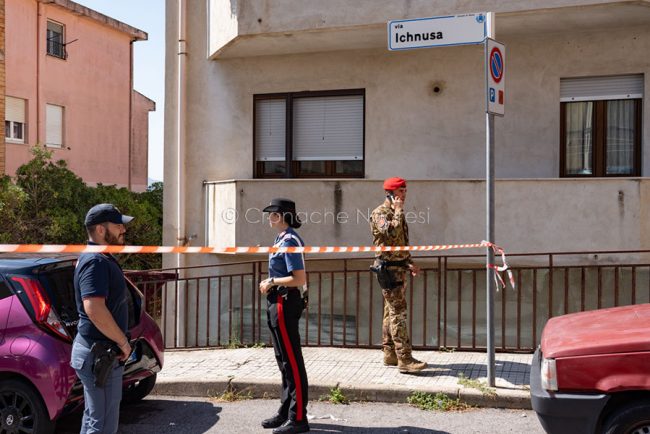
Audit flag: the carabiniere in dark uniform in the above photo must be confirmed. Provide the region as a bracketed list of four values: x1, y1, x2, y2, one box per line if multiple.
[258, 198, 310, 434]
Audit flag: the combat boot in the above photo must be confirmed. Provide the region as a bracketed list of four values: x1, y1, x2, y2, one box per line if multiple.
[398, 356, 427, 373]
[383, 350, 398, 366]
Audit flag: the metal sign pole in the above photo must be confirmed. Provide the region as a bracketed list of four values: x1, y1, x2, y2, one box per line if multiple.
[486, 111, 496, 387]
[485, 12, 496, 388]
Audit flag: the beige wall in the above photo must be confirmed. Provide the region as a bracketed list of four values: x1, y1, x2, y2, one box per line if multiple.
[4, 0, 149, 190]
[226, 0, 631, 36]
[166, 0, 650, 268]
[206, 178, 650, 255]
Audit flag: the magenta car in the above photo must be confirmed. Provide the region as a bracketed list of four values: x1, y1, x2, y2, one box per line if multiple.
[0, 257, 164, 434]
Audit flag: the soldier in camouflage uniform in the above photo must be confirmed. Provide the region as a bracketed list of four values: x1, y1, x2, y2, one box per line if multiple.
[370, 177, 426, 373]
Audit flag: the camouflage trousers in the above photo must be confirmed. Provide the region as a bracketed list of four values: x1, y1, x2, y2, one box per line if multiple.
[381, 268, 412, 360]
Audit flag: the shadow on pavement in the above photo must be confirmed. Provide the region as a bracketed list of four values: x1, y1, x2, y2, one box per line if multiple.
[423, 361, 530, 386]
[55, 399, 222, 433]
[309, 423, 450, 433]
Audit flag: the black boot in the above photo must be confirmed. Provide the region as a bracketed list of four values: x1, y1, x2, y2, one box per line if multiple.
[272, 419, 310, 434]
[261, 413, 287, 429]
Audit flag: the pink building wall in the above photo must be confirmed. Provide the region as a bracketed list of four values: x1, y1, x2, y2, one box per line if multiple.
[5, 0, 150, 190]
[131, 90, 155, 192]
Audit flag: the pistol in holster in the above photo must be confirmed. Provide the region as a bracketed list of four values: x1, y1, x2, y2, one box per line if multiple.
[275, 285, 309, 310]
[90, 342, 122, 388]
[370, 259, 406, 290]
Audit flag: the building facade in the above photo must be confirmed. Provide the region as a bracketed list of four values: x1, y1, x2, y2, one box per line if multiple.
[0, 0, 5, 174]
[165, 0, 650, 265]
[4, 0, 153, 191]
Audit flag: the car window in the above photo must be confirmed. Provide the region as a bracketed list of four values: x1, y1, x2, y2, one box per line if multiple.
[0, 279, 12, 300]
[38, 266, 79, 333]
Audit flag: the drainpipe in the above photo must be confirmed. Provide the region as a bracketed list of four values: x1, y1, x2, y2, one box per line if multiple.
[175, 0, 188, 347]
[36, 1, 41, 144]
[176, 0, 187, 267]
[128, 38, 135, 190]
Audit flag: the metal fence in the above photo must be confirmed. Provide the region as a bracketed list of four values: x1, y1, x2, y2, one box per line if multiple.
[127, 250, 650, 353]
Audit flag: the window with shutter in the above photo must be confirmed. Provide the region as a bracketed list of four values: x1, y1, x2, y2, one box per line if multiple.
[5, 96, 26, 143]
[254, 90, 365, 178]
[46, 104, 64, 147]
[560, 75, 643, 177]
[255, 98, 287, 177]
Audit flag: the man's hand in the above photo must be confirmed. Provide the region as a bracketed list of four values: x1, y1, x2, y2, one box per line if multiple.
[393, 195, 404, 213]
[409, 263, 420, 276]
[118, 341, 132, 362]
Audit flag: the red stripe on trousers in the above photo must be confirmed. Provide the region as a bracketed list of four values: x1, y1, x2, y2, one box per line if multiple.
[277, 296, 304, 421]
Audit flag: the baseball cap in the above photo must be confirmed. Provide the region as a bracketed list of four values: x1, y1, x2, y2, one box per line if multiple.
[84, 203, 134, 227]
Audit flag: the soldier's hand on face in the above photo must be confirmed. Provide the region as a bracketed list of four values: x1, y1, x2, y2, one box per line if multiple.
[393, 196, 404, 212]
[409, 263, 420, 276]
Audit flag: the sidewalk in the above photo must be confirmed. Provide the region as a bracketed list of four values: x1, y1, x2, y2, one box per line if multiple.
[153, 347, 532, 409]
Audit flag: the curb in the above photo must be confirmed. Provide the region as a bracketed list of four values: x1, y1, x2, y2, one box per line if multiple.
[152, 379, 532, 410]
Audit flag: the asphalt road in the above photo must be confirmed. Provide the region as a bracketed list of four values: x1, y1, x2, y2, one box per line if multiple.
[55, 397, 545, 434]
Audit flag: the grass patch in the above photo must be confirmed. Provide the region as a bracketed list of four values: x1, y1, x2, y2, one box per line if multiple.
[407, 391, 470, 412]
[226, 335, 243, 349]
[250, 342, 266, 349]
[457, 373, 497, 397]
[319, 386, 349, 405]
[212, 379, 253, 402]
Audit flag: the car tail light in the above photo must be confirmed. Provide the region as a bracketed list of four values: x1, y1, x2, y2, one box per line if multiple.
[10, 276, 72, 342]
[541, 357, 558, 391]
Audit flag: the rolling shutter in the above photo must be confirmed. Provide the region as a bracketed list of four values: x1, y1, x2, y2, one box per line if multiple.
[255, 99, 286, 161]
[293, 95, 363, 161]
[46, 104, 63, 147]
[560, 74, 644, 102]
[5, 97, 26, 123]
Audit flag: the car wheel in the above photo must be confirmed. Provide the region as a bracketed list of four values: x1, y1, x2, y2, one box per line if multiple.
[122, 374, 157, 403]
[0, 379, 54, 434]
[603, 401, 650, 434]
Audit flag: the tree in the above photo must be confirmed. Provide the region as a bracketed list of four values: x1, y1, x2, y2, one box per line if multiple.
[0, 146, 163, 269]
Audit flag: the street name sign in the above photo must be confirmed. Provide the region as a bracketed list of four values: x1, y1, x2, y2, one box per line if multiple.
[388, 13, 488, 51]
[486, 38, 505, 116]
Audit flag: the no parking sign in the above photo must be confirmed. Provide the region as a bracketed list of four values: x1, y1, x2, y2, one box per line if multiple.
[486, 38, 505, 116]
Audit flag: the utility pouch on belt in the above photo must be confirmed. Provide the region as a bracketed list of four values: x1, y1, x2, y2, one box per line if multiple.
[370, 259, 406, 290]
[91, 342, 122, 387]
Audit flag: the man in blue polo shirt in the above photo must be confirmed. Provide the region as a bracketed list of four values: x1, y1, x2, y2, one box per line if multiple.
[71, 203, 134, 434]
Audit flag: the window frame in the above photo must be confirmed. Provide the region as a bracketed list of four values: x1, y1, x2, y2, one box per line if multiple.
[5, 96, 27, 144]
[46, 20, 67, 60]
[253, 89, 366, 179]
[5, 120, 25, 143]
[560, 99, 642, 178]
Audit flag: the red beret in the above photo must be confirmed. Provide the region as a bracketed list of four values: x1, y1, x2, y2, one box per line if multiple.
[383, 177, 406, 191]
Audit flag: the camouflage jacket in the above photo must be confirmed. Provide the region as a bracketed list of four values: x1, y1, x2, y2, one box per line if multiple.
[370, 201, 413, 264]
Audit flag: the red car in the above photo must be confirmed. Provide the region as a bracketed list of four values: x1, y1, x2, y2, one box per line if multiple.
[531, 303, 650, 434]
[0, 257, 164, 434]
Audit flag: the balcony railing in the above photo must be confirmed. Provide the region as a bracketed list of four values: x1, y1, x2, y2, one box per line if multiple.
[128, 249, 650, 352]
[47, 40, 67, 59]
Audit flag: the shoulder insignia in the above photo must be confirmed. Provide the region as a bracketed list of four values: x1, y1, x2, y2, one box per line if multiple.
[377, 214, 389, 231]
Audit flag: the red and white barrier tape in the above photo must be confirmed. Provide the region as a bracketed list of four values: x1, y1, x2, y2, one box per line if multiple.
[0, 240, 514, 289]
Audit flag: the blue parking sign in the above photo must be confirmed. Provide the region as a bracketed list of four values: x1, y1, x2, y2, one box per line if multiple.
[489, 88, 496, 102]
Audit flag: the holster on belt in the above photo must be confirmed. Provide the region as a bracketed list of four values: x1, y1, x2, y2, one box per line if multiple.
[274, 285, 308, 309]
[370, 259, 408, 290]
[90, 342, 122, 387]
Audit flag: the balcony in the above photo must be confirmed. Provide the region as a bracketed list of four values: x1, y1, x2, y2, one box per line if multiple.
[207, 0, 650, 58]
[204, 178, 650, 255]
